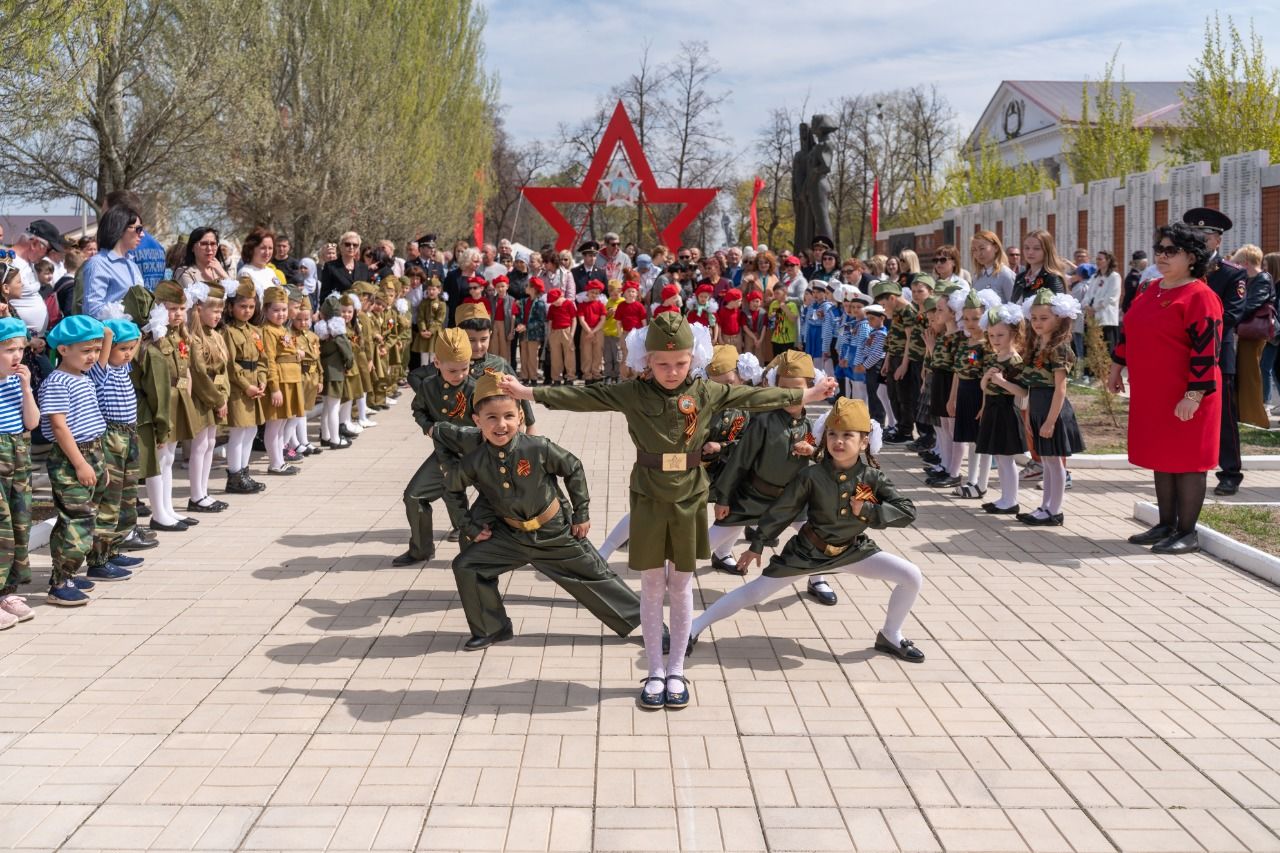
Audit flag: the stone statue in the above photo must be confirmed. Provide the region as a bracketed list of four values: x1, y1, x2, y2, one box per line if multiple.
[793, 114, 837, 250]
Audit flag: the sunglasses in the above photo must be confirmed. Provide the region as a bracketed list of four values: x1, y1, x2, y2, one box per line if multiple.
[342, 241, 359, 248]
[131, 225, 145, 236]
[1152, 243, 1182, 257]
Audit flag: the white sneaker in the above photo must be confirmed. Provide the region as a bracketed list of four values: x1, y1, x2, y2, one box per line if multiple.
[0, 609, 17, 630]
[358, 418, 378, 428]
[0, 594, 33, 622]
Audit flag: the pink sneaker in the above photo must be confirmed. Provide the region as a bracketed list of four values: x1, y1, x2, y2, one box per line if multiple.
[0, 594, 33, 622]
[0, 609, 16, 630]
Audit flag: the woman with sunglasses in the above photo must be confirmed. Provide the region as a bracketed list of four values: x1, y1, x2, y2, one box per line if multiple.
[81, 206, 146, 320]
[318, 232, 371, 302]
[1107, 223, 1222, 555]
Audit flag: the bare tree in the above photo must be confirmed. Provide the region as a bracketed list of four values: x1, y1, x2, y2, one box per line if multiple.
[485, 109, 554, 243]
[616, 41, 671, 244]
[753, 107, 796, 248]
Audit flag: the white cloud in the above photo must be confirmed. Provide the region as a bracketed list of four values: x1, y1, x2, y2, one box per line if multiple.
[483, 0, 1280, 151]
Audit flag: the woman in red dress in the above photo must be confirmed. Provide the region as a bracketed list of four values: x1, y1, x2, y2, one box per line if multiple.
[1108, 223, 1222, 555]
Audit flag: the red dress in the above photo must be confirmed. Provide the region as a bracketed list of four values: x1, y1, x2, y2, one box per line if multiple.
[1114, 278, 1223, 472]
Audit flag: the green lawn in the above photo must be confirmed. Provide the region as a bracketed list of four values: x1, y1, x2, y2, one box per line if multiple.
[1200, 504, 1280, 556]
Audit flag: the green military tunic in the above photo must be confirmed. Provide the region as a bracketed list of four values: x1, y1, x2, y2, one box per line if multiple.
[130, 343, 172, 480]
[534, 377, 802, 571]
[748, 458, 916, 577]
[320, 330, 354, 399]
[402, 365, 475, 560]
[713, 409, 813, 525]
[1019, 342, 1074, 387]
[701, 406, 749, 496]
[433, 425, 642, 640]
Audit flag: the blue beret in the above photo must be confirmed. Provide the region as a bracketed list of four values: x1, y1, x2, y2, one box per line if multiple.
[46, 315, 105, 350]
[103, 318, 141, 344]
[0, 317, 27, 343]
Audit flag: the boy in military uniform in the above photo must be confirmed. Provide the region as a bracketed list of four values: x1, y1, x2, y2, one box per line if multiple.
[431, 373, 642, 649]
[0, 317, 39, 625]
[454, 302, 537, 434]
[393, 328, 475, 566]
[500, 313, 836, 709]
[692, 398, 926, 663]
[874, 279, 914, 442]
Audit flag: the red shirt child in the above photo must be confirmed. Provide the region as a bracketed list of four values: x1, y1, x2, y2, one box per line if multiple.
[546, 289, 577, 329]
[652, 283, 682, 317]
[577, 283, 606, 328]
[716, 287, 744, 335]
[615, 285, 648, 331]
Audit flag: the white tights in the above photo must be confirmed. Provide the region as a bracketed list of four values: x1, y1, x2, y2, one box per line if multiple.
[146, 442, 180, 525]
[340, 400, 356, 429]
[357, 395, 369, 421]
[321, 397, 342, 442]
[265, 419, 286, 470]
[994, 454, 1020, 509]
[707, 521, 825, 585]
[189, 426, 217, 504]
[1040, 456, 1067, 514]
[226, 426, 256, 473]
[691, 551, 923, 645]
[936, 418, 957, 474]
[599, 514, 631, 561]
[878, 384, 895, 429]
[641, 564, 694, 695]
[964, 445, 991, 490]
[285, 415, 307, 450]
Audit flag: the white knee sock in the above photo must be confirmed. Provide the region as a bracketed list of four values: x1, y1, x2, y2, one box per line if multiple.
[973, 452, 992, 491]
[241, 428, 258, 470]
[842, 552, 923, 644]
[1042, 456, 1066, 514]
[944, 422, 965, 476]
[995, 454, 1020, 509]
[598, 513, 631, 561]
[708, 524, 741, 560]
[639, 568, 667, 692]
[288, 416, 307, 449]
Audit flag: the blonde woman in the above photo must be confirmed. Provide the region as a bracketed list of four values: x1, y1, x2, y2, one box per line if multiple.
[970, 231, 1016, 302]
[1232, 244, 1274, 428]
[184, 280, 230, 511]
[755, 250, 780, 293]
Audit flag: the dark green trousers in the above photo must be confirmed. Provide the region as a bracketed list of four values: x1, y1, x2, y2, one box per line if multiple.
[402, 451, 468, 560]
[89, 424, 139, 567]
[451, 520, 641, 639]
[47, 439, 108, 584]
[0, 433, 32, 594]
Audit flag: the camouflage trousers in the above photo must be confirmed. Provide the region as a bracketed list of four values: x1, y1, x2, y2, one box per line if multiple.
[88, 424, 139, 568]
[0, 432, 32, 594]
[47, 438, 108, 584]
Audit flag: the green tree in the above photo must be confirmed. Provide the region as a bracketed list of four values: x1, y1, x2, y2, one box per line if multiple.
[898, 136, 1054, 224]
[1062, 53, 1152, 185]
[0, 0, 121, 76]
[1176, 14, 1280, 169]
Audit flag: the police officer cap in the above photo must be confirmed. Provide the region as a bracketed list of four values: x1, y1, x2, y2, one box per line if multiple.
[810, 235, 834, 250]
[578, 240, 600, 254]
[1182, 207, 1233, 234]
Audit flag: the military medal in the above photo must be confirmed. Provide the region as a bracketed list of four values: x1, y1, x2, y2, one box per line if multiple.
[516, 459, 532, 477]
[446, 391, 466, 419]
[282, 334, 293, 347]
[677, 394, 698, 442]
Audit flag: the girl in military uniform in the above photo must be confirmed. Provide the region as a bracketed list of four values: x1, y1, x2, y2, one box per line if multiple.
[184, 281, 230, 512]
[978, 303, 1028, 514]
[222, 280, 268, 494]
[412, 276, 447, 364]
[1015, 289, 1085, 526]
[148, 281, 200, 530]
[315, 295, 353, 449]
[500, 313, 836, 710]
[948, 288, 1001, 499]
[290, 291, 323, 456]
[353, 284, 379, 426]
[691, 398, 926, 664]
[339, 295, 365, 437]
[259, 285, 305, 476]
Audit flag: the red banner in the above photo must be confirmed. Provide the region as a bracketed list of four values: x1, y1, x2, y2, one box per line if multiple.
[474, 170, 485, 247]
[870, 177, 880, 242]
[750, 176, 765, 248]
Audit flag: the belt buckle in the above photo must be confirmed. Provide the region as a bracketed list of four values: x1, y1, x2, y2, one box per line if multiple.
[661, 453, 685, 472]
[519, 518, 540, 532]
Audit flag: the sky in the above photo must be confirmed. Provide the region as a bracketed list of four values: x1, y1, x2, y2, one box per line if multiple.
[483, 0, 1280, 154]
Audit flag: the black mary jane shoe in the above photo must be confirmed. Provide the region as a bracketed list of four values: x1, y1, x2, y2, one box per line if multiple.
[982, 503, 1020, 515]
[1151, 531, 1200, 555]
[1128, 523, 1175, 546]
[148, 519, 189, 533]
[186, 499, 228, 513]
[663, 675, 691, 709]
[711, 553, 746, 575]
[874, 631, 926, 662]
[1018, 510, 1063, 526]
[136, 502, 152, 518]
[807, 579, 838, 606]
[179, 516, 200, 526]
[324, 439, 352, 450]
[638, 677, 666, 710]
[926, 475, 962, 488]
[462, 624, 514, 651]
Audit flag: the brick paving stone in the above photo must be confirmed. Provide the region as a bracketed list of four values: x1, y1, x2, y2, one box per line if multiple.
[4, 401, 1280, 850]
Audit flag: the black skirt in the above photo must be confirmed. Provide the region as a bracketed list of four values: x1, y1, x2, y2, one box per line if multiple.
[1028, 386, 1086, 457]
[928, 369, 952, 426]
[952, 378, 983, 442]
[976, 393, 1027, 456]
[916, 371, 934, 425]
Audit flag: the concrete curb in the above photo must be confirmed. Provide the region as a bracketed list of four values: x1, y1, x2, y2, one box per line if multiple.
[1077, 454, 1280, 470]
[1133, 501, 1280, 586]
[29, 518, 54, 551]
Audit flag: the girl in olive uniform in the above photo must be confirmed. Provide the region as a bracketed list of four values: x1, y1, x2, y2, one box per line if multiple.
[149, 280, 200, 531]
[124, 288, 173, 527]
[184, 281, 230, 512]
[222, 280, 268, 494]
[948, 288, 1001, 498]
[691, 398, 926, 663]
[339, 295, 365, 437]
[500, 313, 836, 710]
[259, 285, 305, 475]
[978, 303, 1028, 514]
[292, 291, 323, 456]
[353, 284, 379, 426]
[316, 295, 354, 449]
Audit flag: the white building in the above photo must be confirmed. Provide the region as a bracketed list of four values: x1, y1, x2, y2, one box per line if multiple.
[966, 80, 1186, 185]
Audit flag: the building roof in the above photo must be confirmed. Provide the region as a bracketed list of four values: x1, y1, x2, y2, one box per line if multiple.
[966, 80, 1186, 151]
[0, 214, 97, 243]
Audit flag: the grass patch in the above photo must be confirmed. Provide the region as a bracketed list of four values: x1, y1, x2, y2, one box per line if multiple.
[1068, 387, 1280, 456]
[1200, 504, 1280, 556]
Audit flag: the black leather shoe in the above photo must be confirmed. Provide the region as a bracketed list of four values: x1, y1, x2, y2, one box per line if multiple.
[1128, 523, 1175, 545]
[1018, 511, 1063, 526]
[339, 425, 360, 439]
[136, 501, 151, 518]
[983, 503, 1020, 515]
[638, 677, 666, 710]
[391, 551, 431, 567]
[1151, 531, 1200, 555]
[149, 519, 188, 533]
[446, 528, 461, 543]
[324, 439, 351, 450]
[1213, 483, 1239, 496]
[179, 516, 199, 526]
[927, 475, 962, 488]
[463, 624, 513, 651]
[119, 529, 159, 551]
[711, 553, 745, 575]
[187, 499, 228, 513]
[664, 674, 691, 709]
[807, 579, 838, 606]
[875, 631, 925, 662]
[921, 452, 941, 465]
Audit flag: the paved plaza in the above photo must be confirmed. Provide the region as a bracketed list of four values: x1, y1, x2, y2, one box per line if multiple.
[3, 401, 1280, 852]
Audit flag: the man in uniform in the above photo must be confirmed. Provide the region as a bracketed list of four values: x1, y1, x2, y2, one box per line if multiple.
[433, 373, 642, 650]
[393, 329, 475, 566]
[1183, 208, 1247, 495]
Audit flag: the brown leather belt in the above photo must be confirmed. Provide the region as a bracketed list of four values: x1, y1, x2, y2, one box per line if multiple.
[635, 450, 701, 472]
[502, 498, 561, 532]
[750, 472, 786, 497]
[801, 523, 850, 557]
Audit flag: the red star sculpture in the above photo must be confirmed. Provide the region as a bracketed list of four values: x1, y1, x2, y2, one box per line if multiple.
[522, 100, 718, 252]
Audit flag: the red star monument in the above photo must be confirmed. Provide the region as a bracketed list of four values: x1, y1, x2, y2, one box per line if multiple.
[522, 100, 718, 252]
